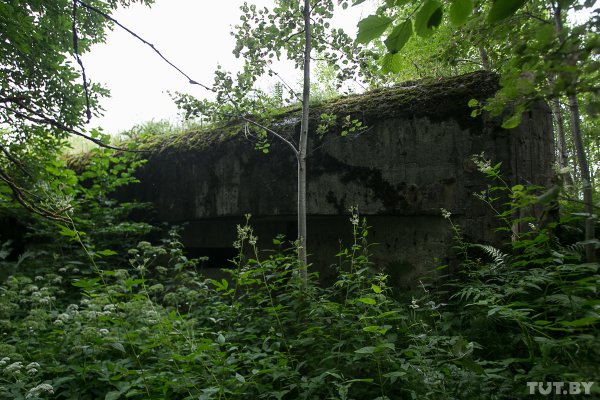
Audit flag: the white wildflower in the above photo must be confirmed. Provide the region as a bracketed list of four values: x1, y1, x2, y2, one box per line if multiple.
[473, 191, 487, 201]
[34, 276, 44, 282]
[409, 298, 420, 309]
[248, 235, 258, 246]
[440, 208, 452, 219]
[4, 361, 23, 374]
[57, 313, 70, 321]
[471, 152, 493, 173]
[103, 304, 116, 312]
[98, 328, 109, 336]
[0, 357, 9, 367]
[26, 383, 54, 399]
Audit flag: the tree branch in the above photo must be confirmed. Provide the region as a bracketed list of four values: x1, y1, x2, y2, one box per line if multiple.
[0, 166, 70, 223]
[72, 0, 92, 123]
[0, 103, 146, 153]
[75, 0, 214, 92]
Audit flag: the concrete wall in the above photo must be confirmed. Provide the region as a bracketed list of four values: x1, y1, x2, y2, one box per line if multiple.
[121, 72, 554, 286]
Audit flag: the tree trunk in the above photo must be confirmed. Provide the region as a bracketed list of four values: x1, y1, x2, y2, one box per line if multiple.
[552, 2, 595, 262]
[568, 95, 596, 262]
[297, 0, 311, 282]
[479, 46, 490, 71]
[550, 96, 573, 185]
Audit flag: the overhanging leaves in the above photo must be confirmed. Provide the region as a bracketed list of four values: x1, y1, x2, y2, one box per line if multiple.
[415, 0, 443, 37]
[384, 20, 413, 53]
[448, 0, 473, 26]
[487, 0, 527, 23]
[356, 14, 393, 44]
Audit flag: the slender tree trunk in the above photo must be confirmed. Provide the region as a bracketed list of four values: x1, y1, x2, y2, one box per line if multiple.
[479, 46, 490, 71]
[552, 2, 595, 262]
[298, 0, 311, 282]
[550, 96, 573, 185]
[568, 95, 596, 262]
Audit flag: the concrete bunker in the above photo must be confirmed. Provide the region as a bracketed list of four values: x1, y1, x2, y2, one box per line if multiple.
[121, 71, 554, 287]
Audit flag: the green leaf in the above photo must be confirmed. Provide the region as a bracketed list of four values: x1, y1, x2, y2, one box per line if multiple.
[96, 249, 118, 256]
[353, 0, 368, 5]
[415, 0, 443, 37]
[58, 225, 78, 238]
[357, 297, 377, 305]
[381, 52, 403, 73]
[535, 24, 555, 44]
[105, 391, 123, 400]
[356, 15, 393, 44]
[454, 358, 485, 374]
[355, 346, 376, 353]
[560, 317, 599, 328]
[371, 283, 382, 293]
[72, 278, 100, 289]
[537, 186, 560, 205]
[448, 0, 473, 26]
[363, 325, 381, 332]
[384, 20, 413, 53]
[428, 7, 443, 28]
[107, 342, 126, 353]
[345, 378, 375, 383]
[501, 113, 522, 129]
[382, 371, 406, 383]
[487, 0, 527, 23]
[468, 98, 479, 107]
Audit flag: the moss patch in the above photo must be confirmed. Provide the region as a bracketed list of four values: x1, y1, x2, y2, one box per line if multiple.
[70, 71, 499, 164]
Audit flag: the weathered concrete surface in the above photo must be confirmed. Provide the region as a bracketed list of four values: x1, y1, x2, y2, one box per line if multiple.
[120, 71, 554, 286]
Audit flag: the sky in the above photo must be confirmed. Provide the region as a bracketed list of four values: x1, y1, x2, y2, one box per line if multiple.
[83, 1, 375, 134]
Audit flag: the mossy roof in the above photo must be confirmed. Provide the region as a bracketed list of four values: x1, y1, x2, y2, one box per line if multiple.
[131, 70, 499, 156]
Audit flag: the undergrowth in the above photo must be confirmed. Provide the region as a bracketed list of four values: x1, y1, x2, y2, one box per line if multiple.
[0, 153, 599, 399]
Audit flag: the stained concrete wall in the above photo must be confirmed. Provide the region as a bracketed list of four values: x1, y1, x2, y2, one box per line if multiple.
[121, 72, 554, 286]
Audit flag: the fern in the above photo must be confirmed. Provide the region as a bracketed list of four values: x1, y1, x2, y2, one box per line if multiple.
[470, 244, 510, 269]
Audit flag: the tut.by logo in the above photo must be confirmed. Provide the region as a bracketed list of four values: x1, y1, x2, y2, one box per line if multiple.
[527, 382, 595, 395]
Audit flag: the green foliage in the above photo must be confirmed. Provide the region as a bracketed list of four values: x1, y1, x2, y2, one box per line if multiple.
[357, 15, 394, 44]
[383, 20, 413, 53]
[2, 167, 599, 398]
[1, 0, 154, 221]
[448, 0, 473, 27]
[486, 0, 528, 23]
[414, 0, 444, 38]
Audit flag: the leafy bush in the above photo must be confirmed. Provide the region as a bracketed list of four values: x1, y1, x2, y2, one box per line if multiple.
[1, 154, 598, 399]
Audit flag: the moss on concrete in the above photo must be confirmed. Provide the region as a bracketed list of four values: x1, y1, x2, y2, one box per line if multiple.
[141, 71, 498, 155]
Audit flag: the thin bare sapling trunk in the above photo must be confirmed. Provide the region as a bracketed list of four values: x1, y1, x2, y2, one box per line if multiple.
[297, 0, 311, 282]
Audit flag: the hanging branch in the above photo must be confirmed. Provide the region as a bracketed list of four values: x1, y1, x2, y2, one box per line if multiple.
[72, 0, 92, 123]
[0, 145, 33, 178]
[75, 0, 214, 92]
[0, 103, 144, 153]
[0, 167, 71, 223]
